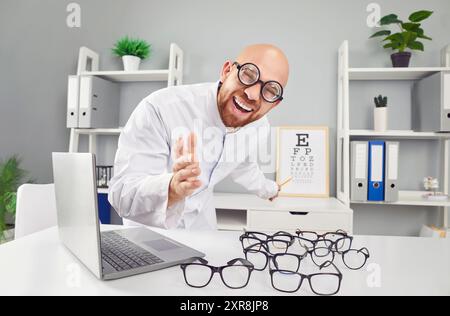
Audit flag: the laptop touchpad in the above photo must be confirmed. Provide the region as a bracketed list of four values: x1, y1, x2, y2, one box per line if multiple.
[144, 239, 181, 251]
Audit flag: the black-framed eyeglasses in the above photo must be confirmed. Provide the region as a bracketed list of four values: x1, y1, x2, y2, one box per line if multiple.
[295, 229, 353, 253]
[338, 247, 370, 270]
[239, 230, 294, 251]
[180, 257, 254, 289]
[233, 62, 284, 103]
[269, 261, 343, 296]
[264, 235, 335, 257]
[243, 243, 307, 272]
[260, 237, 337, 268]
[306, 247, 370, 271]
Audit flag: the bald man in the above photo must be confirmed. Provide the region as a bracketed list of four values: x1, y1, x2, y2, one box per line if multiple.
[109, 44, 290, 229]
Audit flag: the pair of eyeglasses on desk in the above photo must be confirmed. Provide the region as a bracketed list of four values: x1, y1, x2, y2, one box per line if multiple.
[269, 260, 343, 296]
[180, 257, 254, 289]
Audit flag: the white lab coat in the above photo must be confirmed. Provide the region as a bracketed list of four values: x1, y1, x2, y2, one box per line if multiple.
[108, 82, 278, 230]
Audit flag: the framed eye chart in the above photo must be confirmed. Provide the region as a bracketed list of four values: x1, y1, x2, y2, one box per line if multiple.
[276, 126, 330, 197]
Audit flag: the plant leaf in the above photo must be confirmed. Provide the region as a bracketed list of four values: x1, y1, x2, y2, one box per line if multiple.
[380, 14, 402, 25]
[112, 36, 152, 60]
[370, 30, 391, 38]
[402, 22, 420, 32]
[384, 33, 403, 43]
[408, 41, 425, 51]
[409, 10, 433, 23]
[4, 192, 16, 214]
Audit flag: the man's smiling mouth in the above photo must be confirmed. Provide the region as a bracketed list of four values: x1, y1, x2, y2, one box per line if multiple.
[232, 96, 254, 114]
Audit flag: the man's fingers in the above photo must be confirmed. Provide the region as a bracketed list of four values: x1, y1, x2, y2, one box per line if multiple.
[188, 132, 197, 162]
[174, 136, 184, 159]
[176, 168, 201, 182]
[172, 159, 199, 173]
[179, 180, 202, 192]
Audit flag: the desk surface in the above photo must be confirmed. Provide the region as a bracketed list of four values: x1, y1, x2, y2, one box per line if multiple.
[1, 226, 449, 296]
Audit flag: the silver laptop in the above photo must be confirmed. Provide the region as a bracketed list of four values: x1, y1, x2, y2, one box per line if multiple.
[52, 152, 204, 281]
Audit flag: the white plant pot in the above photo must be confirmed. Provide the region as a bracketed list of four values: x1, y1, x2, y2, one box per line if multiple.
[122, 55, 141, 72]
[374, 107, 388, 132]
[1, 228, 15, 244]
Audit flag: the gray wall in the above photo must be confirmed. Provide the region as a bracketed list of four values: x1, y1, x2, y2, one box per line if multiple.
[1, 0, 450, 235]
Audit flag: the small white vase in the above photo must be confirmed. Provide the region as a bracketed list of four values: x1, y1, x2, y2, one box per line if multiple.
[122, 55, 141, 71]
[374, 107, 388, 132]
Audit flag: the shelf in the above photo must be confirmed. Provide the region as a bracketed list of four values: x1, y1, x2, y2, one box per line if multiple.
[80, 70, 170, 82]
[349, 130, 450, 140]
[74, 128, 123, 135]
[348, 67, 449, 81]
[351, 191, 450, 207]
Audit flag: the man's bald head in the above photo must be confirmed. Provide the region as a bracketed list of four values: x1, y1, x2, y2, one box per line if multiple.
[217, 44, 290, 128]
[236, 44, 289, 87]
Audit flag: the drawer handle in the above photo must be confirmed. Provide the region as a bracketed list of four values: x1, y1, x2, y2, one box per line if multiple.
[289, 211, 309, 216]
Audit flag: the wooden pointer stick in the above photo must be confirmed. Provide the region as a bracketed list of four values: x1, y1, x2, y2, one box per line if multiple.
[278, 176, 293, 188]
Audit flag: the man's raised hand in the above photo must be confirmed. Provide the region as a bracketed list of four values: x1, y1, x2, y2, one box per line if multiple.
[168, 132, 202, 207]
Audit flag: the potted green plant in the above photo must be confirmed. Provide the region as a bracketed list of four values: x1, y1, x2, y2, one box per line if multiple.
[374, 95, 388, 132]
[370, 10, 433, 67]
[112, 36, 152, 71]
[0, 156, 28, 243]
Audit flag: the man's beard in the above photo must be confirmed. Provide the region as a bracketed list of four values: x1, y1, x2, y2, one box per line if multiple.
[217, 84, 258, 128]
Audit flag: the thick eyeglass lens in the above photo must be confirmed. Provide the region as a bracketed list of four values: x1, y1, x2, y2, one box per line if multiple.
[183, 264, 213, 287]
[238, 63, 259, 85]
[221, 265, 251, 289]
[262, 81, 283, 102]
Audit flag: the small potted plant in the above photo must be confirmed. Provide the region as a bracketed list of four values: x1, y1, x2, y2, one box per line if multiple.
[112, 36, 152, 71]
[370, 10, 433, 67]
[374, 95, 388, 132]
[0, 156, 28, 243]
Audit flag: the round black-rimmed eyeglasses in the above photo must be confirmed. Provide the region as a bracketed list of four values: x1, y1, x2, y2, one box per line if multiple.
[233, 62, 284, 103]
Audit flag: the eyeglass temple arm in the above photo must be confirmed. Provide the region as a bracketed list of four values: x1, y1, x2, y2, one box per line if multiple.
[358, 247, 370, 257]
[183, 257, 208, 265]
[319, 261, 342, 275]
[227, 258, 254, 267]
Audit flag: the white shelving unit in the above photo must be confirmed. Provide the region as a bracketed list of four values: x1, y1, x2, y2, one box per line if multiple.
[68, 43, 184, 154]
[337, 40, 450, 229]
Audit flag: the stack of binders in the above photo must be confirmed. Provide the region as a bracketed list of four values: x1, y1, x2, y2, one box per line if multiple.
[351, 141, 400, 202]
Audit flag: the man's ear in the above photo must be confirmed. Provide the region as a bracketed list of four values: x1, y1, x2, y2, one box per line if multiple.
[219, 60, 233, 83]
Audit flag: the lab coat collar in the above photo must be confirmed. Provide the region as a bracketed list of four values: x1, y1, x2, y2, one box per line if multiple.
[210, 81, 227, 133]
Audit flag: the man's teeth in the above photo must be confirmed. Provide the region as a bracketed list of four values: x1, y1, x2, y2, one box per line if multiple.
[234, 97, 253, 112]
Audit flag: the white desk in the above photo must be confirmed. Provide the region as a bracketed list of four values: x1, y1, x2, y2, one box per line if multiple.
[1, 226, 449, 296]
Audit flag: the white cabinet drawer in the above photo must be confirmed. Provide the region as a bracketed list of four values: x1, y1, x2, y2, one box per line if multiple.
[247, 210, 353, 233]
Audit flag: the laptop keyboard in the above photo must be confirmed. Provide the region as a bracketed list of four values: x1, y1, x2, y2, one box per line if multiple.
[101, 231, 164, 272]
